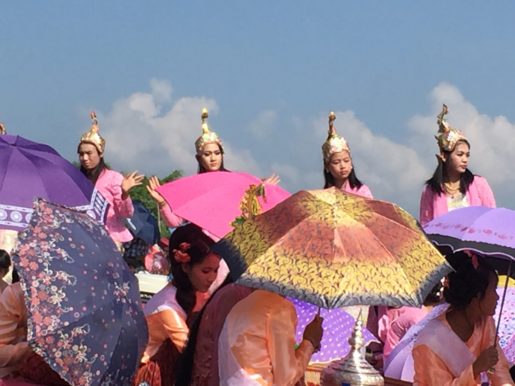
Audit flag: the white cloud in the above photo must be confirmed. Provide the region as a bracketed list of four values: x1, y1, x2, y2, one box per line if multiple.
[248, 110, 277, 140]
[97, 80, 515, 217]
[98, 79, 264, 178]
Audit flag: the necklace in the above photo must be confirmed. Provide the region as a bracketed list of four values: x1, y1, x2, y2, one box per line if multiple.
[443, 181, 461, 197]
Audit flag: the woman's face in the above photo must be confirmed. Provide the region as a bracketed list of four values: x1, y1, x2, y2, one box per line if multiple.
[197, 143, 223, 172]
[477, 272, 499, 316]
[78, 143, 101, 171]
[444, 141, 470, 175]
[183, 252, 220, 293]
[326, 151, 353, 183]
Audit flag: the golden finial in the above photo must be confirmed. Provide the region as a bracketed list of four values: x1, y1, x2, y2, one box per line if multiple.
[328, 112, 336, 137]
[437, 104, 449, 133]
[201, 108, 210, 135]
[232, 184, 266, 227]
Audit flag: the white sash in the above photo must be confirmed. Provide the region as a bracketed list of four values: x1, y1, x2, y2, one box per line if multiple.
[414, 318, 475, 377]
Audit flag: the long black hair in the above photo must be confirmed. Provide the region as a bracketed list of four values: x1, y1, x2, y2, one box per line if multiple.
[425, 140, 474, 195]
[323, 167, 363, 189]
[168, 224, 215, 318]
[444, 252, 497, 310]
[174, 275, 233, 386]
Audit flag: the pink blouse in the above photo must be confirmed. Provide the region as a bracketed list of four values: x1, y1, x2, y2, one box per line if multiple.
[191, 284, 254, 386]
[341, 183, 373, 199]
[218, 290, 315, 386]
[413, 314, 513, 386]
[95, 169, 134, 243]
[419, 176, 496, 226]
[141, 284, 189, 364]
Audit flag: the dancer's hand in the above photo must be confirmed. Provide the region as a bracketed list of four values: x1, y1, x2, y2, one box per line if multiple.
[146, 176, 166, 207]
[263, 173, 280, 185]
[121, 171, 144, 198]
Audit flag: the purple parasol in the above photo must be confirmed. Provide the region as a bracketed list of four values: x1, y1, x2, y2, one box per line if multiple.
[290, 298, 376, 363]
[0, 134, 108, 231]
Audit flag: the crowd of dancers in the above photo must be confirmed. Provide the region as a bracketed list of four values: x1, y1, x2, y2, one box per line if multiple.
[0, 104, 513, 386]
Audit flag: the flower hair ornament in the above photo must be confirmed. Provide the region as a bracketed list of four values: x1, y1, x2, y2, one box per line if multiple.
[435, 104, 468, 154]
[173, 242, 191, 264]
[322, 111, 350, 163]
[79, 111, 106, 154]
[194, 108, 224, 155]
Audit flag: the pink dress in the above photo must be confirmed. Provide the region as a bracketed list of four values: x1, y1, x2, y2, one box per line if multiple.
[95, 169, 134, 243]
[218, 290, 315, 386]
[341, 183, 373, 199]
[419, 176, 496, 226]
[378, 306, 428, 359]
[413, 313, 513, 386]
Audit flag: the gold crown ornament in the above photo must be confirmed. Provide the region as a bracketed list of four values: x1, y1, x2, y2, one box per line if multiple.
[79, 112, 106, 154]
[435, 104, 468, 153]
[194, 108, 224, 155]
[322, 111, 350, 163]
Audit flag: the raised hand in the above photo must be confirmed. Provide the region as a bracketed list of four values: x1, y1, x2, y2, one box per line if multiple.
[145, 176, 166, 207]
[121, 171, 144, 198]
[263, 173, 280, 185]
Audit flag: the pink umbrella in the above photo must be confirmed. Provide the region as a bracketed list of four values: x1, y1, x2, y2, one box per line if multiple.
[156, 171, 290, 239]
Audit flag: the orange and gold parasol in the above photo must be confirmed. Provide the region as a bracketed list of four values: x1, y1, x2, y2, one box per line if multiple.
[215, 187, 450, 308]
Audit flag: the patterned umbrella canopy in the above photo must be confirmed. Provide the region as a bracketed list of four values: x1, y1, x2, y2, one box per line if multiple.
[13, 200, 148, 386]
[215, 187, 451, 308]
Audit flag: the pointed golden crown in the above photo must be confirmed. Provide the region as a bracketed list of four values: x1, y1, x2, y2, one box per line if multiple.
[435, 104, 467, 152]
[322, 111, 350, 162]
[79, 112, 106, 154]
[194, 108, 223, 154]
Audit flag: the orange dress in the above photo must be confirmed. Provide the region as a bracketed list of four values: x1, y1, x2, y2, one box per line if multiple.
[218, 290, 315, 386]
[413, 313, 513, 386]
[141, 283, 189, 363]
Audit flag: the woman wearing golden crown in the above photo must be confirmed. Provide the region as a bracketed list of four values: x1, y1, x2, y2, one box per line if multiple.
[322, 112, 373, 198]
[78, 112, 144, 248]
[146, 108, 229, 230]
[419, 104, 496, 226]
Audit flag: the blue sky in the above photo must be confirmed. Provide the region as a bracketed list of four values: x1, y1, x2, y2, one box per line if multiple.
[2, 1, 515, 215]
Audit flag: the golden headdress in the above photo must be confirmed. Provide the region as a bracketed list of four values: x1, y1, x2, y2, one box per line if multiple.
[0, 123, 6, 135]
[435, 104, 468, 153]
[194, 108, 224, 155]
[79, 112, 106, 154]
[322, 112, 350, 163]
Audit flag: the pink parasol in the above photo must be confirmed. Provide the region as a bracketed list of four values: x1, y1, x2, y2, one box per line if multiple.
[156, 171, 290, 239]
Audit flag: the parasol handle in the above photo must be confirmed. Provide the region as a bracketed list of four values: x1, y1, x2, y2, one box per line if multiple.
[488, 259, 512, 374]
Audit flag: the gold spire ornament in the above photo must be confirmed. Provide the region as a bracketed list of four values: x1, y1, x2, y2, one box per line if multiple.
[322, 111, 350, 163]
[194, 108, 224, 155]
[0, 123, 6, 135]
[79, 112, 106, 154]
[435, 104, 468, 153]
[320, 314, 384, 386]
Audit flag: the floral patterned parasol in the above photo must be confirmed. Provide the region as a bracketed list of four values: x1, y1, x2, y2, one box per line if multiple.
[13, 199, 148, 386]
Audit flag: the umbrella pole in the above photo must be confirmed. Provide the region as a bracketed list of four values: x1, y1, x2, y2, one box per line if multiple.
[494, 260, 512, 341]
